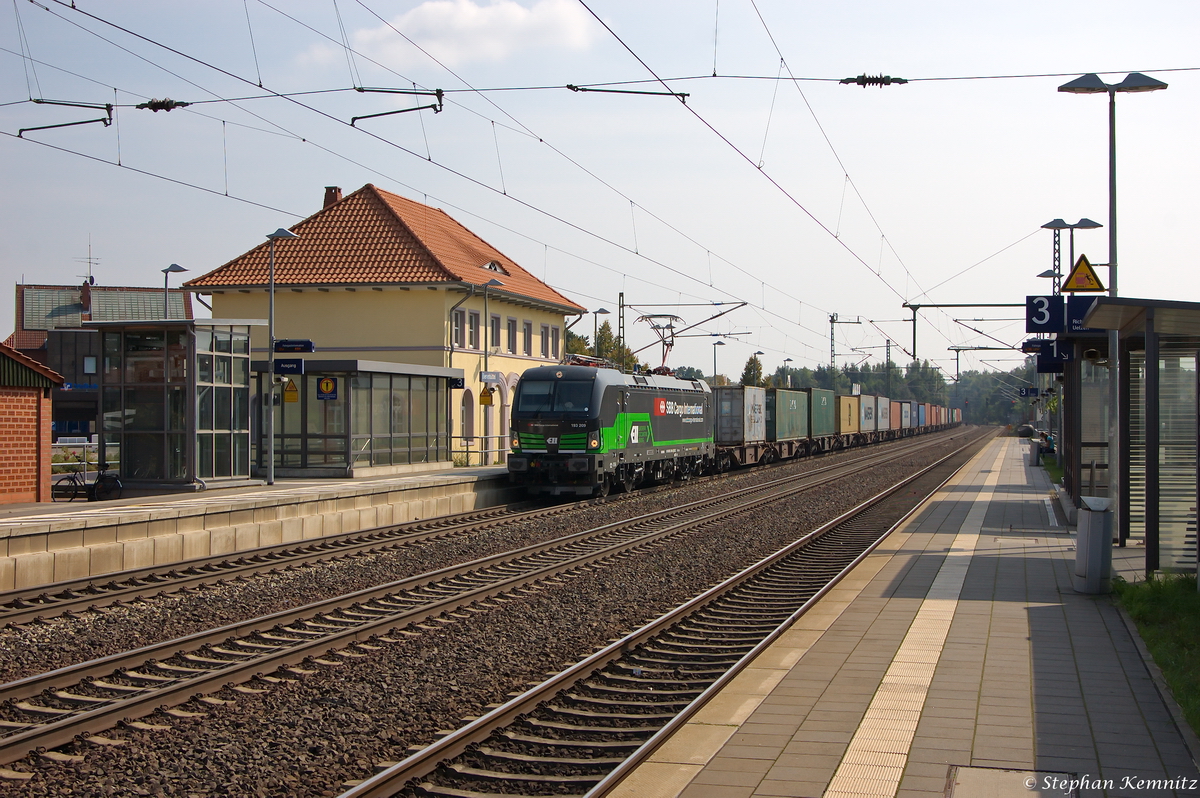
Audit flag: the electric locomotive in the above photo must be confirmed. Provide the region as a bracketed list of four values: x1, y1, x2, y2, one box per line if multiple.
[507, 364, 714, 497]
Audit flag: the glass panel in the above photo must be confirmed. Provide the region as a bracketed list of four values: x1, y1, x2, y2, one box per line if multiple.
[373, 375, 390, 437]
[198, 433, 213, 479]
[103, 387, 122, 431]
[198, 354, 213, 384]
[352, 436, 371, 465]
[233, 433, 249, 476]
[233, 388, 249, 431]
[235, 358, 250, 386]
[195, 327, 213, 353]
[103, 332, 122, 381]
[124, 330, 166, 383]
[281, 381, 301, 435]
[411, 377, 427, 435]
[232, 330, 249, 355]
[215, 387, 232, 431]
[197, 386, 213, 431]
[166, 434, 186, 480]
[215, 356, 231, 385]
[103, 434, 121, 475]
[352, 375, 371, 436]
[214, 328, 232, 353]
[167, 329, 188, 382]
[214, 434, 232, 477]
[391, 438, 410, 465]
[166, 386, 186, 432]
[125, 433, 164, 480]
[124, 387, 164, 431]
[391, 376, 409, 435]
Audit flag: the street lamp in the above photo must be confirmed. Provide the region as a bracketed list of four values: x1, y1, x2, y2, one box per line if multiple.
[1058, 71, 1167, 539]
[161, 264, 187, 318]
[783, 357, 793, 388]
[265, 227, 299, 486]
[1039, 218, 1103, 294]
[712, 340, 725, 384]
[593, 308, 610, 358]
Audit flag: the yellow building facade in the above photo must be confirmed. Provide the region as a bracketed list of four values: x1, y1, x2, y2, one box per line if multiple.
[187, 184, 583, 476]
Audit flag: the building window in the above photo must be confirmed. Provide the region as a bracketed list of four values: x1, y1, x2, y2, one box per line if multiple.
[540, 324, 550, 358]
[551, 327, 560, 359]
[468, 312, 480, 350]
[452, 310, 465, 348]
[507, 318, 517, 354]
[522, 321, 532, 356]
[82, 356, 98, 375]
[490, 315, 501, 353]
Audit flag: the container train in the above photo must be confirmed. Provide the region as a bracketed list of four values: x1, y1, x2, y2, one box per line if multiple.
[506, 363, 961, 497]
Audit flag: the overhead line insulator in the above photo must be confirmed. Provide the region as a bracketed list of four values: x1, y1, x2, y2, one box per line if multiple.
[839, 74, 909, 88]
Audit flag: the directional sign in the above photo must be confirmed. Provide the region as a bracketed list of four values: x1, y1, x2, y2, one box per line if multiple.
[1036, 338, 1073, 373]
[479, 371, 502, 383]
[1026, 295, 1065, 334]
[274, 339, 316, 353]
[1066, 295, 1104, 336]
[274, 358, 305, 375]
[1063, 254, 1105, 293]
[1019, 387, 1040, 397]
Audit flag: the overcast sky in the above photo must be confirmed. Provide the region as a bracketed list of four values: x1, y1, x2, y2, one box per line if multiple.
[2, 0, 1197, 380]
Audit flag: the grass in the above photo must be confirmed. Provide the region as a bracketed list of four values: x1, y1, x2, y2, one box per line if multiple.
[1041, 454, 1063, 485]
[1114, 574, 1200, 736]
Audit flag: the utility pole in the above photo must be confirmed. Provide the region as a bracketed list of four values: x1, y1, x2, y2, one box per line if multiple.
[830, 313, 862, 390]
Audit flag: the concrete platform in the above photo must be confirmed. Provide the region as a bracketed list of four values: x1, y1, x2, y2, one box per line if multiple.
[0, 465, 514, 592]
[611, 436, 1200, 798]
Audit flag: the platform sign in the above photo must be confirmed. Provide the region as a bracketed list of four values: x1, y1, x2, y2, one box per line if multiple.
[480, 371, 502, 383]
[1026, 295, 1065, 334]
[448, 377, 465, 389]
[1021, 338, 1050, 354]
[274, 358, 304, 375]
[1036, 338, 1073, 373]
[1063, 254, 1105, 293]
[317, 376, 338, 401]
[274, 339, 316, 353]
[1066, 295, 1104, 335]
[1019, 387, 1040, 397]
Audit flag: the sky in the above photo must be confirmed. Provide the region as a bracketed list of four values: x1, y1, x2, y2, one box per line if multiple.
[2, 0, 1198, 382]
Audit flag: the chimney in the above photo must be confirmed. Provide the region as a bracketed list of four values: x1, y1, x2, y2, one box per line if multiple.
[323, 186, 342, 208]
[80, 281, 92, 319]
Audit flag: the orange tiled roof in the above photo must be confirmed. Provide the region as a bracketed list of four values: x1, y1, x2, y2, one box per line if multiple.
[0, 341, 63, 384]
[3, 330, 47, 350]
[185, 184, 584, 313]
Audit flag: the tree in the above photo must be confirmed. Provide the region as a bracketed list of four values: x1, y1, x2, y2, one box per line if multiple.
[740, 355, 764, 387]
[674, 366, 705, 380]
[564, 328, 589, 356]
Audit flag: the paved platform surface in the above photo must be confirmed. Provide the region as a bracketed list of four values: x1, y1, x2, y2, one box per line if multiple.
[613, 436, 1200, 798]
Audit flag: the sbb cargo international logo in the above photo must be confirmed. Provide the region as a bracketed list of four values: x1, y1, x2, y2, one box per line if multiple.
[654, 398, 704, 416]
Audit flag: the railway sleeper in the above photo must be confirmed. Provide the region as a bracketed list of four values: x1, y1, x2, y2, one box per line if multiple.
[543, 703, 678, 722]
[446, 762, 603, 784]
[499, 730, 644, 750]
[417, 780, 585, 798]
[594, 673, 711, 690]
[476, 745, 626, 768]
[580, 682, 701, 700]
[518, 716, 657, 737]
[561, 691, 692, 710]
[635, 644, 745, 661]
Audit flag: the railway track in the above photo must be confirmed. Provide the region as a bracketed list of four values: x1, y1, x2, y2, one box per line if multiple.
[339, 429, 993, 798]
[0, 433, 967, 768]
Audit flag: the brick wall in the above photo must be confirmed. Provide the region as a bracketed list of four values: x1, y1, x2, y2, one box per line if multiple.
[0, 387, 51, 503]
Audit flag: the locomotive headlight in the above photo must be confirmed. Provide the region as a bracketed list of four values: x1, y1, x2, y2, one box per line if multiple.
[511, 437, 520, 449]
[588, 431, 600, 449]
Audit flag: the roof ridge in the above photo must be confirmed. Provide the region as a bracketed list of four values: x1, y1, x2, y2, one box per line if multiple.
[0, 340, 64, 383]
[361, 184, 456, 282]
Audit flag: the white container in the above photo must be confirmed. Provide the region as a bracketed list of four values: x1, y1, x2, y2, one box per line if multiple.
[859, 394, 877, 432]
[714, 386, 766, 445]
[877, 397, 891, 430]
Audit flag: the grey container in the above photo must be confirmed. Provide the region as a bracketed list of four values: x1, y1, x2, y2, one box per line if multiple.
[766, 389, 809, 441]
[715, 386, 766, 445]
[900, 401, 912, 429]
[859, 394, 877, 432]
[877, 396, 891, 430]
[807, 388, 835, 439]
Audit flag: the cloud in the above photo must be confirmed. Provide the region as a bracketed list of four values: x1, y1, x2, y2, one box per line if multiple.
[353, 0, 598, 69]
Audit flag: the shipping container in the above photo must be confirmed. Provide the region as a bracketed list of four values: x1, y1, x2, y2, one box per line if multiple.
[836, 395, 860, 435]
[806, 388, 835, 439]
[766, 388, 809, 441]
[917, 403, 927, 427]
[877, 397, 891, 431]
[900, 401, 912, 429]
[714, 386, 766, 445]
[859, 394, 877, 432]
[889, 400, 901, 431]
[954, 408, 961, 423]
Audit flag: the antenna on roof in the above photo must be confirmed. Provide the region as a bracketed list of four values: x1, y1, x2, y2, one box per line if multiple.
[73, 235, 100, 285]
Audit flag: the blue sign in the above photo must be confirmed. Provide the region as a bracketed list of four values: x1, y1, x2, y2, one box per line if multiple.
[275, 339, 316, 353]
[448, 377, 465, 389]
[1066, 295, 1103, 336]
[1036, 338, 1072, 373]
[274, 358, 305, 375]
[317, 376, 338, 401]
[1026, 295, 1065, 334]
[1019, 387, 1040, 397]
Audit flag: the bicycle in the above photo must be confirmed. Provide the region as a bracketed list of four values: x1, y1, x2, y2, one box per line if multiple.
[52, 463, 123, 502]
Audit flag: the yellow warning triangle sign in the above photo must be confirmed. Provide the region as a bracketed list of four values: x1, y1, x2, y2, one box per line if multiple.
[1063, 254, 1106, 293]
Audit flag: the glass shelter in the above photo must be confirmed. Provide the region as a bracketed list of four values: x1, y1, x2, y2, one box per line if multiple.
[91, 319, 263, 490]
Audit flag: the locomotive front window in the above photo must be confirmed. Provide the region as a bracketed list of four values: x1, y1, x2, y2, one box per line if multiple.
[515, 379, 593, 413]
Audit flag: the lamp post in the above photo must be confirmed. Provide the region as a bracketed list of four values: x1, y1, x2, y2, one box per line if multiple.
[783, 357, 793, 388]
[162, 264, 187, 318]
[265, 227, 299, 486]
[1040, 218, 1103, 294]
[1059, 71, 1167, 541]
[593, 308, 610, 358]
[712, 340, 725, 385]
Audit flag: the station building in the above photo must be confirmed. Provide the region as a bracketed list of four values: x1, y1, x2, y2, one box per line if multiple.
[185, 184, 585, 477]
[0, 341, 62, 503]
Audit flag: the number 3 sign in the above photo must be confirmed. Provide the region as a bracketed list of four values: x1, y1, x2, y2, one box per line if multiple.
[1026, 295, 1065, 334]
